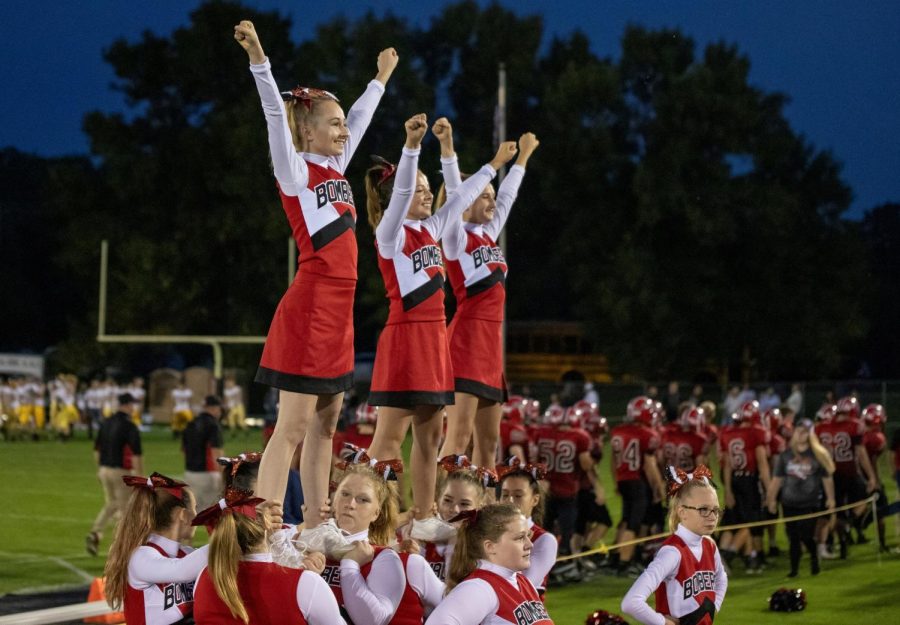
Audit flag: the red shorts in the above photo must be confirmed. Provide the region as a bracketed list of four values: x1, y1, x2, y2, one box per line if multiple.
[256, 272, 354, 394]
[448, 315, 506, 402]
[368, 320, 454, 408]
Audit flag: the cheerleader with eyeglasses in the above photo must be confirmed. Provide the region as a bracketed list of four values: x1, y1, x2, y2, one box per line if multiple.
[621, 466, 728, 625]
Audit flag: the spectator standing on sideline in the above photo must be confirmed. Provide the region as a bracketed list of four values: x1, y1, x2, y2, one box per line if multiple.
[723, 386, 742, 421]
[759, 387, 782, 412]
[786, 384, 804, 417]
[182, 395, 225, 510]
[86, 392, 143, 556]
[583, 382, 599, 406]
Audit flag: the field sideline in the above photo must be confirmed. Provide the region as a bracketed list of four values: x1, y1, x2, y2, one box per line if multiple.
[1, 427, 898, 623]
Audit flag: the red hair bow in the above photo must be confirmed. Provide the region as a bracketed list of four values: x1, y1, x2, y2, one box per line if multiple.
[217, 452, 262, 478]
[666, 465, 714, 499]
[438, 454, 471, 472]
[122, 472, 186, 499]
[280, 86, 339, 111]
[336, 443, 403, 481]
[475, 467, 499, 488]
[496, 457, 548, 482]
[191, 487, 265, 529]
[370, 155, 397, 186]
[448, 509, 479, 525]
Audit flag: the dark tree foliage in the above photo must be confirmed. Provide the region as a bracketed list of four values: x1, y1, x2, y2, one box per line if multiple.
[3, 0, 880, 380]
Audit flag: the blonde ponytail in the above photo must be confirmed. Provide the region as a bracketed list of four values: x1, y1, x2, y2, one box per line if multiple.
[208, 513, 266, 624]
[104, 487, 190, 610]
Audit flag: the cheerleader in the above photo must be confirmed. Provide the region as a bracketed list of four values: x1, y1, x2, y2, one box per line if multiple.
[408, 455, 494, 581]
[424, 503, 553, 625]
[435, 123, 540, 469]
[103, 473, 207, 625]
[318, 454, 444, 624]
[193, 489, 343, 624]
[364, 116, 517, 541]
[497, 459, 555, 597]
[621, 466, 728, 625]
[234, 20, 397, 548]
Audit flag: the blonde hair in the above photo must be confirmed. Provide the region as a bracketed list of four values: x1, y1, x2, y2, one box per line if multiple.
[104, 487, 191, 610]
[439, 469, 487, 506]
[207, 513, 267, 624]
[793, 423, 835, 475]
[667, 479, 719, 533]
[447, 503, 521, 591]
[433, 173, 472, 211]
[337, 465, 399, 546]
[284, 97, 334, 153]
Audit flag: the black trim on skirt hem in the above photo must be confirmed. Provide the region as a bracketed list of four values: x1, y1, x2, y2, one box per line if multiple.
[454, 378, 506, 403]
[367, 390, 455, 408]
[255, 366, 353, 395]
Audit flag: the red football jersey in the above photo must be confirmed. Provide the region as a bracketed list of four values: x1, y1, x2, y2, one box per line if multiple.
[500, 420, 529, 461]
[817, 418, 865, 477]
[768, 432, 787, 457]
[610, 423, 660, 482]
[660, 429, 709, 471]
[864, 430, 886, 462]
[718, 425, 768, 474]
[532, 425, 591, 497]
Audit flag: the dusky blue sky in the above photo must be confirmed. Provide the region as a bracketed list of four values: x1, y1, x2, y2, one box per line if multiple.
[5, 0, 899, 218]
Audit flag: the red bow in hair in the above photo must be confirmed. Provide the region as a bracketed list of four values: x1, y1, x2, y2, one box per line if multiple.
[438, 454, 472, 472]
[496, 457, 548, 482]
[191, 487, 265, 529]
[475, 467, 499, 488]
[122, 472, 186, 499]
[336, 443, 403, 481]
[370, 155, 397, 186]
[217, 452, 262, 478]
[448, 509, 480, 524]
[280, 86, 339, 111]
[666, 465, 714, 499]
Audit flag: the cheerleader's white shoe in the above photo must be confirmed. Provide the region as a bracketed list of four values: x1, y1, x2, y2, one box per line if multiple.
[298, 518, 354, 559]
[410, 516, 457, 543]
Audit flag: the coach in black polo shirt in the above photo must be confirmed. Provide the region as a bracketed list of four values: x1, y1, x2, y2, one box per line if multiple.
[86, 392, 143, 556]
[182, 394, 225, 509]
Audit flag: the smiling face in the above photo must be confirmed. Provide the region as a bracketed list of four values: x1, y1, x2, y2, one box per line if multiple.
[484, 515, 532, 571]
[334, 473, 381, 534]
[304, 100, 349, 157]
[463, 183, 496, 224]
[500, 475, 539, 519]
[438, 478, 481, 522]
[405, 171, 433, 220]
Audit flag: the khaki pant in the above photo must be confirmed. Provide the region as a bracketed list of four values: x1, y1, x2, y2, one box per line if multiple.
[91, 466, 132, 537]
[227, 405, 247, 430]
[184, 471, 223, 511]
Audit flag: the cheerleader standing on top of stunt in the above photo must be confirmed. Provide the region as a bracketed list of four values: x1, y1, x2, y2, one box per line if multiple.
[193, 489, 343, 624]
[425, 503, 553, 625]
[435, 122, 540, 470]
[621, 466, 728, 625]
[234, 20, 398, 550]
[364, 116, 518, 541]
[103, 474, 207, 625]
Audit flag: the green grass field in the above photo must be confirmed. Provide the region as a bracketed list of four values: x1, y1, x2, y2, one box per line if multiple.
[2, 427, 899, 624]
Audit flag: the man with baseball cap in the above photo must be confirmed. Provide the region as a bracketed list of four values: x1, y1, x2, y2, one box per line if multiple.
[86, 392, 143, 555]
[182, 394, 225, 509]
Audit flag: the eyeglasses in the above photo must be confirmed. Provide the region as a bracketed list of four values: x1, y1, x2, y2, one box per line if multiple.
[680, 504, 722, 518]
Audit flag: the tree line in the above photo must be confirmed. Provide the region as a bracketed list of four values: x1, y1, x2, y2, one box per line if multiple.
[2, 0, 897, 381]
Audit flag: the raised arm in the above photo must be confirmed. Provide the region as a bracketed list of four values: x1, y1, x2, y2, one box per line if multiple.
[484, 132, 539, 240]
[434, 118, 462, 196]
[235, 20, 309, 196]
[375, 114, 426, 256]
[336, 48, 398, 173]
[424, 141, 518, 244]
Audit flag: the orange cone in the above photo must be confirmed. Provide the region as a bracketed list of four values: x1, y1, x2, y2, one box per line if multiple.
[84, 576, 125, 624]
